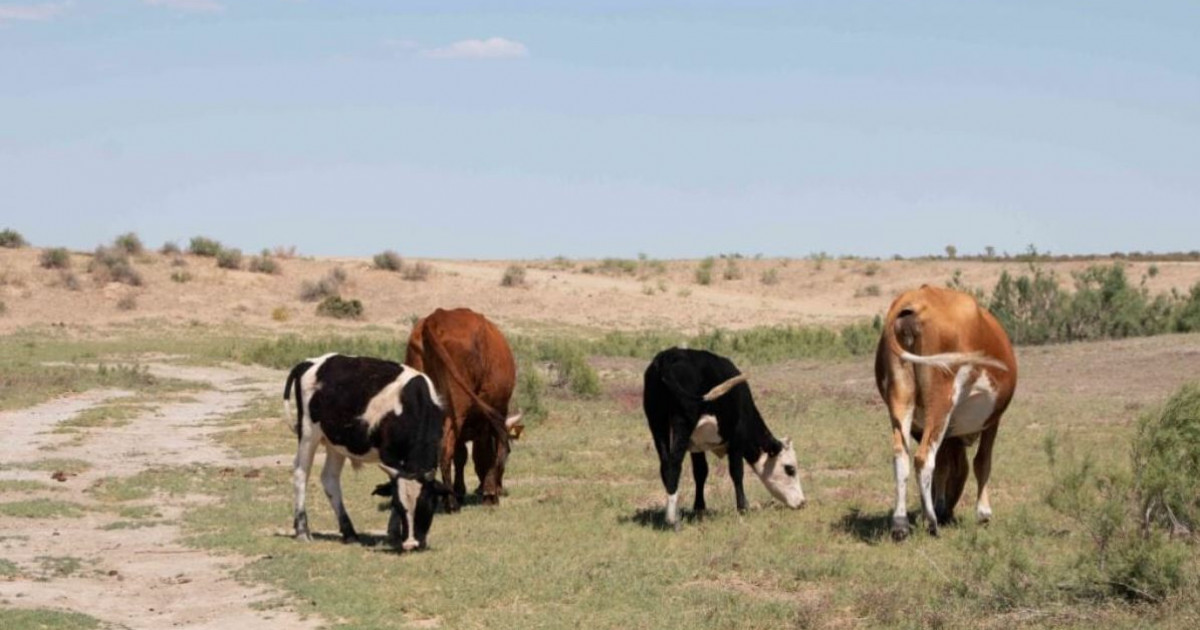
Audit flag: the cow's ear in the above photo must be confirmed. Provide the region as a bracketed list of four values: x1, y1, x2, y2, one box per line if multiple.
[765, 439, 783, 458]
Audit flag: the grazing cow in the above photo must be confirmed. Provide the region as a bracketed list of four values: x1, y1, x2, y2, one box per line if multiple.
[405, 308, 523, 511]
[875, 285, 1017, 540]
[284, 354, 446, 551]
[643, 348, 806, 531]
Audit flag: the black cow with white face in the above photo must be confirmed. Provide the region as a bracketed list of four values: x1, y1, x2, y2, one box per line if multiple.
[284, 353, 446, 551]
[644, 348, 806, 531]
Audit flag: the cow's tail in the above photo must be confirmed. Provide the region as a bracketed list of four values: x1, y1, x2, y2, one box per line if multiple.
[655, 355, 748, 404]
[883, 301, 1008, 373]
[283, 361, 313, 439]
[421, 322, 513, 446]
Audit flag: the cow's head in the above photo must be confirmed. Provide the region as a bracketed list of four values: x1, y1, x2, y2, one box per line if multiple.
[753, 437, 806, 509]
[505, 414, 525, 440]
[378, 466, 449, 551]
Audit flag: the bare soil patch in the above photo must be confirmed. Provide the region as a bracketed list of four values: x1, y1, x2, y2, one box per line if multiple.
[0, 362, 321, 630]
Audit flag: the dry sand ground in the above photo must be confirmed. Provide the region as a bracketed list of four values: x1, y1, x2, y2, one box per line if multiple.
[0, 362, 323, 630]
[2, 247, 1199, 335]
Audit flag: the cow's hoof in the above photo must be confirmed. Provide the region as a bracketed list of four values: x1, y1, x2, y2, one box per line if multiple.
[891, 516, 910, 542]
[481, 494, 499, 507]
[295, 532, 313, 542]
[341, 534, 359, 545]
[926, 523, 940, 537]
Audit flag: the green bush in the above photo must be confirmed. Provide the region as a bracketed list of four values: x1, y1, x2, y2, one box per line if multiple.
[160, 241, 181, 255]
[170, 270, 192, 283]
[188, 236, 222, 257]
[316, 295, 363, 319]
[39, 248, 71, 270]
[760, 268, 780, 285]
[1133, 383, 1200, 536]
[373, 250, 403, 271]
[113, 232, 144, 256]
[722, 258, 741, 280]
[215, 248, 243, 270]
[515, 361, 547, 424]
[88, 246, 142, 286]
[0, 228, 27, 248]
[501, 265, 526, 287]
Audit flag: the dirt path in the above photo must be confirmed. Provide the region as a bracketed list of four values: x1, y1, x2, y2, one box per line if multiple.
[0, 363, 324, 630]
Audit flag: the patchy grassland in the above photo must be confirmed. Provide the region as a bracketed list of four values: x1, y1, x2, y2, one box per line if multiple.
[2, 326, 1200, 628]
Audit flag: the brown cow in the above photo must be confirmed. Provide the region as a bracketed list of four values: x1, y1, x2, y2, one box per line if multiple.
[405, 308, 523, 511]
[875, 285, 1017, 540]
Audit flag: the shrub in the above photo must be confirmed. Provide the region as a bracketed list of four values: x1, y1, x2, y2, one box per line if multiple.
[597, 258, 638, 276]
[171, 255, 188, 267]
[1148, 264, 1160, 278]
[170, 270, 192, 283]
[760, 268, 780, 285]
[515, 362, 547, 424]
[855, 284, 881, 298]
[695, 257, 715, 285]
[88, 246, 142, 286]
[160, 241, 181, 255]
[299, 268, 347, 302]
[113, 232, 143, 256]
[116, 294, 137, 311]
[0, 228, 27, 248]
[0, 300, 6, 315]
[1133, 383, 1200, 536]
[216, 248, 243, 270]
[272, 245, 297, 259]
[862, 262, 882, 277]
[39, 248, 71, 269]
[188, 236, 222, 257]
[271, 306, 291, 322]
[247, 254, 280, 275]
[316, 295, 363, 319]
[501, 265, 526, 288]
[401, 261, 431, 281]
[722, 258, 741, 280]
[373, 250, 403, 271]
[58, 271, 81, 291]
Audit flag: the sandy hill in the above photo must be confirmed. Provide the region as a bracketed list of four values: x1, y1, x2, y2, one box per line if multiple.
[2, 247, 1199, 336]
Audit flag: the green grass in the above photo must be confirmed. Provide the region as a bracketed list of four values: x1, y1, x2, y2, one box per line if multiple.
[0, 609, 103, 630]
[0, 499, 86, 519]
[0, 479, 55, 493]
[55, 403, 154, 432]
[0, 558, 19, 577]
[11, 458, 92, 475]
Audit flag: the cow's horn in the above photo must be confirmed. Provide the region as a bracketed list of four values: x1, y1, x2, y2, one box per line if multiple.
[378, 463, 400, 479]
[702, 374, 748, 402]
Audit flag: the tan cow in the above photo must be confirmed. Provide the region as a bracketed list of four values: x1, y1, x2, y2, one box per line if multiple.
[875, 285, 1017, 540]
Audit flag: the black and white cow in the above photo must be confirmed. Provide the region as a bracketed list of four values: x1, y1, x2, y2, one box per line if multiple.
[284, 353, 446, 551]
[643, 348, 806, 531]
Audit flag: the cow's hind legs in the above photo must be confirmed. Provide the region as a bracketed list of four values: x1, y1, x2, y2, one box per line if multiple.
[292, 432, 321, 541]
[974, 420, 1001, 524]
[320, 451, 358, 542]
[659, 418, 691, 532]
[690, 452, 708, 516]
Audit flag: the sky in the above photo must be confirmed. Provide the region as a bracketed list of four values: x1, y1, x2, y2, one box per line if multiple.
[1, 1, 1198, 259]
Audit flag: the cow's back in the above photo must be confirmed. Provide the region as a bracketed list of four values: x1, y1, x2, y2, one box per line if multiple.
[405, 308, 517, 422]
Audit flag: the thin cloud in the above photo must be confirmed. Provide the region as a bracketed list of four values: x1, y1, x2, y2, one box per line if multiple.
[142, 0, 225, 13]
[0, 2, 71, 22]
[422, 37, 529, 60]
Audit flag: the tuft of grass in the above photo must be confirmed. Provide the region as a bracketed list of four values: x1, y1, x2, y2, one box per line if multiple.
[760, 268, 779, 285]
[170, 270, 193, 283]
[247, 252, 281, 275]
[39, 247, 72, 269]
[88, 245, 142, 286]
[216, 248, 243, 270]
[113, 232, 144, 256]
[0, 228, 28, 248]
[116, 293, 138, 311]
[372, 250, 403, 271]
[0, 300, 7, 316]
[0, 499, 86, 519]
[722, 258, 741, 280]
[0, 609, 102, 630]
[299, 267, 346, 302]
[57, 270, 82, 290]
[401, 261, 432, 281]
[315, 295, 363, 319]
[56, 403, 151, 432]
[694, 257, 715, 285]
[271, 306, 291, 322]
[854, 284, 881, 298]
[188, 236, 222, 257]
[0, 479, 53, 493]
[501, 265, 527, 287]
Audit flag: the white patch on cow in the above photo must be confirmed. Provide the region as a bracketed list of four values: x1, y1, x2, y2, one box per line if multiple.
[296, 353, 337, 437]
[688, 414, 726, 456]
[919, 366, 975, 528]
[396, 477, 422, 551]
[323, 440, 380, 464]
[948, 371, 997, 438]
[893, 406, 914, 524]
[750, 437, 806, 508]
[665, 492, 679, 526]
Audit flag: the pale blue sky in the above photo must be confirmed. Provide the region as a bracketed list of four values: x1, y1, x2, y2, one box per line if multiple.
[2, 1, 1197, 258]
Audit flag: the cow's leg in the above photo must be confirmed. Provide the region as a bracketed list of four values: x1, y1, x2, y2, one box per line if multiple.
[455, 440, 470, 498]
[660, 416, 692, 532]
[690, 452, 709, 515]
[887, 404, 915, 541]
[728, 447, 750, 513]
[319, 451, 357, 542]
[914, 366, 973, 536]
[938, 438, 969, 525]
[973, 418, 1001, 523]
[474, 430, 501, 506]
[440, 417, 461, 512]
[292, 432, 321, 541]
